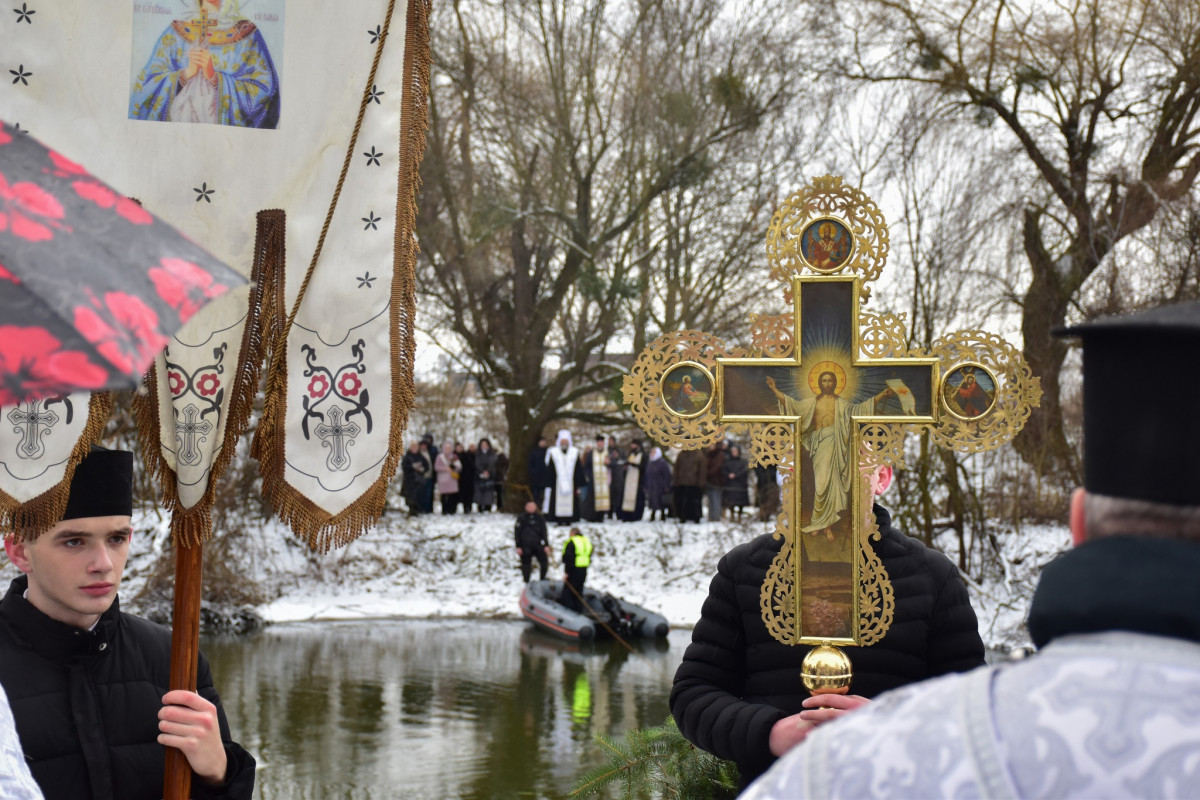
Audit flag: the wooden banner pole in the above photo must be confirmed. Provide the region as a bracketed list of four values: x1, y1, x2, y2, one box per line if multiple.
[163, 542, 203, 800]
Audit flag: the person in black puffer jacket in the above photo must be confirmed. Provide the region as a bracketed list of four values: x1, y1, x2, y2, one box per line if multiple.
[670, 465, 984, 789]
[0, 448, 254, 800]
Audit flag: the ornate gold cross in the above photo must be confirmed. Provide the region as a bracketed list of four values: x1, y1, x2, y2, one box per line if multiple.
[623, 177, 1041, 669]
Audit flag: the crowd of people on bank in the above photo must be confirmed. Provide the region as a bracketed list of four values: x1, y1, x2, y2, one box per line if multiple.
[399, 434, 510, 515]
[400, 428, 781, 524]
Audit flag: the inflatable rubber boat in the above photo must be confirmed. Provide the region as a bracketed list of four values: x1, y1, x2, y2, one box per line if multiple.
[519, 580, 669, 642]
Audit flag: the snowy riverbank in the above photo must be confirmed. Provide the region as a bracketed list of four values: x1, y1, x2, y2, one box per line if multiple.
[98, 507, 1069, 651]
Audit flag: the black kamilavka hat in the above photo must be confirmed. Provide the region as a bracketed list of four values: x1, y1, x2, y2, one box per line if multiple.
[61, 447, 134, 520]
[1057, 301, 1200, 506]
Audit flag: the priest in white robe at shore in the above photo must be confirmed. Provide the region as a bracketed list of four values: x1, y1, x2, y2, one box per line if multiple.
[543, 429, 584, 525]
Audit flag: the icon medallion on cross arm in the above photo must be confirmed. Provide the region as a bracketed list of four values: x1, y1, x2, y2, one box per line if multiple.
[623, 176, 1042, 688]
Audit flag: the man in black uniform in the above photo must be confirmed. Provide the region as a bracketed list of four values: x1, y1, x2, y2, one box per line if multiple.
[0, 447, 255, 799]
[514, 500, 551, 582]
[670, 463, 984, 788]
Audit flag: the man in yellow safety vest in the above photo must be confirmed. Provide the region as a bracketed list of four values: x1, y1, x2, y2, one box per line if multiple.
[560, 528, 593, 612]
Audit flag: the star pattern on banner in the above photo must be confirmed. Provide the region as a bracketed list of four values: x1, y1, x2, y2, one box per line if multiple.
[194, 182, 215, 203]
[368, 24, 382, 44]
[362, 211, 380, 231]
[357, 272, 376, 289]
[367, 84, 384, 104]
[13, 3, 34, 23]
[9, 64, 30, 85]
[363, 146, 382, 166]
[12, 122, 26, 135]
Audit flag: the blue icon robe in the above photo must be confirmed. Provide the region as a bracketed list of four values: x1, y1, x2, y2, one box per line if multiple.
[129, 18, 280, 129]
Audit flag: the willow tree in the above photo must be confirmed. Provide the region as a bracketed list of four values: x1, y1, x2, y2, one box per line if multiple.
[837, 0, 1200, 479]
[417, 0, 810, 502]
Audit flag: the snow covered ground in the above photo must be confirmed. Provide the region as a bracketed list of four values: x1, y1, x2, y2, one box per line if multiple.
[105, 506, 1070, 651]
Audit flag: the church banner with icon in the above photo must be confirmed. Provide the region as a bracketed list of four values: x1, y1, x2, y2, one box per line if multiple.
[2, 1, 430, 550]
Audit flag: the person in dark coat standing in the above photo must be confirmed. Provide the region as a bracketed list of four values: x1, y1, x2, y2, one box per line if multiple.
[644, 447, 673, 521]
[400, 441, 429, 516]
[616, 440, 647, 522]
[722, 444, 751, 520]
[0, 448, 255, 799]
[418, 437, 436, 512]
[527, 435, 549, 507]
[671, 464, 984, 789]
[514, 500, 551, 582]
[560, 527, 594, 612]
[672, 447, 706, 523]
[474, 438, 498, 512]
[704, 441, 727, 521]
[754, 462, 780, 521]
[494, 449, 510, 511]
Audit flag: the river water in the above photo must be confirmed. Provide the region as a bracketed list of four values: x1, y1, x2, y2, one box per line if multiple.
[202, 619, 688, 800]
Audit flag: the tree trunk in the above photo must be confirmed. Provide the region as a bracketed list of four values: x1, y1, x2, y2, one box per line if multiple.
[1012, 213, 1081, 483]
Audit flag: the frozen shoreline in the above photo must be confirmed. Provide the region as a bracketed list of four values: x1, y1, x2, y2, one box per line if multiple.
[107, 506, 1068, 650]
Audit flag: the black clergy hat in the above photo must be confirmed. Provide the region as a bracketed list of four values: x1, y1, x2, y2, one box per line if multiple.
[61, 447, 134, 520]
[1056, 302, 1200, 506]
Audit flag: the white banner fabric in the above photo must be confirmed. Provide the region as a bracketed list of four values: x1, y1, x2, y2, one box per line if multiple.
[2, 2, 424, 542]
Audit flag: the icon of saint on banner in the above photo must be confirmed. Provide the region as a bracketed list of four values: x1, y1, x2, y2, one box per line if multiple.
[129, 0, 282, 129]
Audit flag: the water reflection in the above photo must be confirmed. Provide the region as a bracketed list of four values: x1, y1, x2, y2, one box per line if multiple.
[202, 619, 685, 799]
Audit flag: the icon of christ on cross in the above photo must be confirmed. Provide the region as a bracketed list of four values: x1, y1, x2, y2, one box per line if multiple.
[715, 277, 937, 642]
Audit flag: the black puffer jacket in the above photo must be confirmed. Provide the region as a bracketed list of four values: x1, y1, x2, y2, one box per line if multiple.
[670, 505, 984, 786]
[0, 576, 255, 800]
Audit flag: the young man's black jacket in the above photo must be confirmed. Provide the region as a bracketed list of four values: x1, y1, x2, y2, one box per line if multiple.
[0, 576, 255, 800]
[670, 505, 985, 787]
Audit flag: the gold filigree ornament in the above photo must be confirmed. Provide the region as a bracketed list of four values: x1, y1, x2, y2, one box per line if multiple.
[856, 511, 895, 647]
[923, 330, 1043, 454]
[745, 422, 795, 471]
[859, 423, 907, 470]
[765, 176, 889, 301]
[761, 537, 797, 644]
[858, 310, 909, 359]
[747, 312, 795, 359]
[761, 478, 798, 643]
[621, 331, 747, 449]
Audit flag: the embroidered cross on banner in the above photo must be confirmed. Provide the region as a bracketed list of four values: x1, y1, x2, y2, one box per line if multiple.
[7, 399, 62, 461]
[174, 404, 214, 468]
[314, 406, 361, 472]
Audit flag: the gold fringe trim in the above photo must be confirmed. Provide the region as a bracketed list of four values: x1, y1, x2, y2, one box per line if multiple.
[0, 393, 114, 541]
[133, 214, 274, 548]
[254, 0, 428, 553]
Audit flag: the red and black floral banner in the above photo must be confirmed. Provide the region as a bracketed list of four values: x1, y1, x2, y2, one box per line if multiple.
[0, 121, 244, 405]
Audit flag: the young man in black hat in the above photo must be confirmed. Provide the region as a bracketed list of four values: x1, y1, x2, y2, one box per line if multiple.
[741, 301, 1200, 799]
[0, 448, 255, 799]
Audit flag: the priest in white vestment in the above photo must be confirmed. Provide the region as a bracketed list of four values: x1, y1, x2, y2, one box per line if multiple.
[544, 429, 584, 525]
